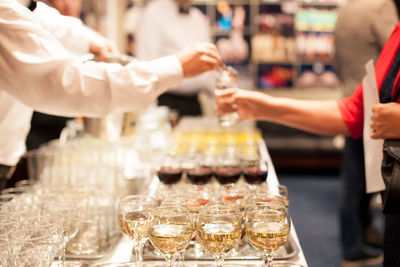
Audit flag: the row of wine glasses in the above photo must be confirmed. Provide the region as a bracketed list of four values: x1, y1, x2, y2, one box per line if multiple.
[117, 191, 290, 267]
[156, 154, 269, 188]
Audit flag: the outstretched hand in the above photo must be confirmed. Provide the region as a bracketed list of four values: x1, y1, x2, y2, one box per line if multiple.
[215, 88, 271, 121]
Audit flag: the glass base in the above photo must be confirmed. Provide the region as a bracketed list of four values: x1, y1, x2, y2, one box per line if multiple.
[218, 112, 238, 127]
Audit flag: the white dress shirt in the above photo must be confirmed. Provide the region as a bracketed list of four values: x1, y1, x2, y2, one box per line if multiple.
[136, 0, 215, 96]
[0, 0, 183, 165]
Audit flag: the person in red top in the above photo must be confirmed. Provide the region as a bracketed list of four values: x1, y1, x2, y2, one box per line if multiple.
[216, 22, 400, 266]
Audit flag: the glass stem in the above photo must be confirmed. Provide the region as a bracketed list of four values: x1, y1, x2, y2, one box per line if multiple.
[133, 243, 144, 263]
[165, 253, 177, 267]
[215, 254, 225, 267]
[60, 241, 67, 267]
[262, 253, 273, 267]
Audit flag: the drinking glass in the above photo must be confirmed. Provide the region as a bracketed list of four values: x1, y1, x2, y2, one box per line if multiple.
[149, 206, 193, 267]
[196, 204, 242, 267]
[183, 153, 214, 188]
[256, 184, 289, 207]
[242, 158, 268, 191]
[117, 195, 158, 264]
[247, 193, 288, 209]
[216, 65, 239, 127]
[214, 146, 242, 191]
[42, 201, 80, 266]
[245, 203, 291, 267]
[156, 153, 183, 192]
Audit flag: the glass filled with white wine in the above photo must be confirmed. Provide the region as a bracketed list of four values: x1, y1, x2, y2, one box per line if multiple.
[117, 195, 158, 264]
[245, 202, 291, 267]
[196, 203, 242, 267]
[148, 205, 193, 267]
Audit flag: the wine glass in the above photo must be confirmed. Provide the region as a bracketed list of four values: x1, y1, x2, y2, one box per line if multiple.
[247, 193, 288, 209]
[117, 195, 158, 264]
[148, 206, 193, 267]
[256, 184, 289, 208]
[42, 201, 80, 267]
[156, 153, 183, 192]
[183, 152, 214, 188]
[214, 146, 242, 192]
[196, 203, 242, 267]
[245, 203, 291, 267]
[242, 158, 268, 192]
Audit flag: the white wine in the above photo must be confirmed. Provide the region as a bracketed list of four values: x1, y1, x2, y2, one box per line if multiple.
[246, 221, 290, 252]
[149, 224, 192, 254]
[196, 222, 241, 255]
[118, 212, 152, 241]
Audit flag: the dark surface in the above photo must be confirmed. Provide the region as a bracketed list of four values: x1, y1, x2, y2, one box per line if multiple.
[278, 174, 384, 267]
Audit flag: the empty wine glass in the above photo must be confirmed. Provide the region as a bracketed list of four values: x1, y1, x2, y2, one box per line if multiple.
[149, 206, 193, 267]
[196, 203, 242, 267]
[42, 200, 80, 266]
[117, 195, 158, 264]
[245, 203, 291, 267]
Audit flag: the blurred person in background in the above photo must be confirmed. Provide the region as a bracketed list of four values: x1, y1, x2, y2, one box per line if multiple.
[333, 0, 398, 265]
[136, 0, 216, 117]
[26, 0, 95, 152]
[48, 0, 82, 18]
[216, 21, 400, 266]
[0, 0, 221, 189]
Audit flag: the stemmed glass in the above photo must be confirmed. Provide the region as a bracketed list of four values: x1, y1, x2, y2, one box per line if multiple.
[156, 153, 183, 192]
[214, 145, 242, 192]
[117, 195, 158, 264]
[148, 206, 193, 267]
[242, 158, 268, 192]
[245, 203, 291, 267]
[256, 184, 289, 208]
[42, 201, 80, 267]
[183, 152, 214, 189]
[196, 204, 242, 267]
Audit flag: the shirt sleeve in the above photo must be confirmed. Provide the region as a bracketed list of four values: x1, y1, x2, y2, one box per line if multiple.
[338, 22, 400, 139]
[33, 2, 96, 57]
[0, 1, 183, 118]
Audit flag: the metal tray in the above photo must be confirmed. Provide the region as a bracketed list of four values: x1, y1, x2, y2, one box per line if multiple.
[141, 234, 299, 261]
[89, 262, 305, 267]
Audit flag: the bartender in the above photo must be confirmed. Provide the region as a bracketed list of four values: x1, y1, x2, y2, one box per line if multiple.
[0, 0, 222, 189]
[136, 0, 216, 116]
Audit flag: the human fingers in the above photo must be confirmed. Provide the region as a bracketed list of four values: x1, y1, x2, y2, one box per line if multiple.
[199, 55, 220, 71]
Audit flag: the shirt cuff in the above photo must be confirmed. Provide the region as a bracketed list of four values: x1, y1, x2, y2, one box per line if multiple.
[147, 55, 183, 94]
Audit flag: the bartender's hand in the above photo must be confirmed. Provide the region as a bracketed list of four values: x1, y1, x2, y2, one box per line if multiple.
[89, 36, 119, 62]
[176, 42, 222, 78]
[371, 102, 400, 139]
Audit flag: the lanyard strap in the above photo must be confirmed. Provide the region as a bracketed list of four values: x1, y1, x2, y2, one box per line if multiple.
[380, 47, 400, 103]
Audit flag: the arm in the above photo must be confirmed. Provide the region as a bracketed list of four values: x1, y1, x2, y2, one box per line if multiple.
[0, 2, 220, 117]
[370, 102, 400, 139]
[33, 2, 118, 61]
[216, 89, 350, 136]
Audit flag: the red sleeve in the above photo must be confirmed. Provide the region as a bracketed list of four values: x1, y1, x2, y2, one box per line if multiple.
[338, 22, 400, 139]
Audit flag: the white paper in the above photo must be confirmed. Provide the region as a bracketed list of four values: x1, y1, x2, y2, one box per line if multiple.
[363, 60, 386, 193]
